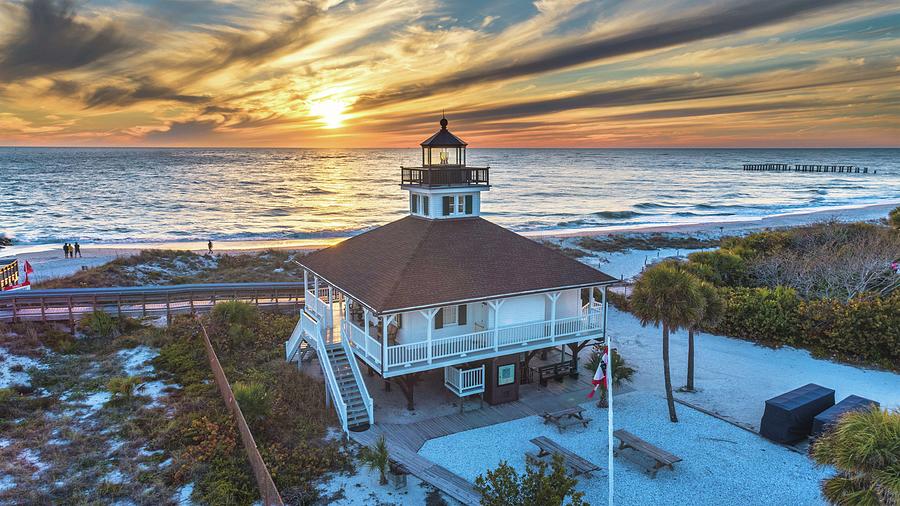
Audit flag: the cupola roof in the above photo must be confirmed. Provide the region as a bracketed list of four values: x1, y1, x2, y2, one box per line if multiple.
[420, 115, 467, 147]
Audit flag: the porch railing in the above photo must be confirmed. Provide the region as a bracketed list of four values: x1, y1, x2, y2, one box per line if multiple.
[342, 320, 382, 370]
[444, 365, 485, 397]
[304, 289, 327, 319]
[385, 309, 602, 371]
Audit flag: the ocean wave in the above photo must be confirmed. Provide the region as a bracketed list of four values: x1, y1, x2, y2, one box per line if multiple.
[673, 211, 737, 217]
[634, 202, 685, 209]
[591, 210, 644, 219]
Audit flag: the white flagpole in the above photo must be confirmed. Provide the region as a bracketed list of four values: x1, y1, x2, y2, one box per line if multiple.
[603, 286, 614, 506]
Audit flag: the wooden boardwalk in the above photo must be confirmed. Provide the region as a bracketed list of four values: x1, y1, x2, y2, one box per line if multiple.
[349, 361, 595, 504]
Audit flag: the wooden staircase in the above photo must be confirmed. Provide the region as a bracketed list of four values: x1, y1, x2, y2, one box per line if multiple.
[325, 343, 371, 432]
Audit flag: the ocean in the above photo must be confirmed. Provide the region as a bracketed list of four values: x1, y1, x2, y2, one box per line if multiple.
[1, 148, 899, 246]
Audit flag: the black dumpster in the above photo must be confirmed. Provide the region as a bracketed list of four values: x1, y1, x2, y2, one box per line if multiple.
[811, 395, 879, 438]
[759, 383, 835, 443]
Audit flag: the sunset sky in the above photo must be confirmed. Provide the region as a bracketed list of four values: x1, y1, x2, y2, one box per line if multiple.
[0, 0, 898, 147]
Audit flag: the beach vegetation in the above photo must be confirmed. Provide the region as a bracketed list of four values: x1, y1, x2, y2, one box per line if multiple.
[82, 310, 118, 338]
[811, 407, 900, 506]
[35, 249, 306, 289]
[584, 346, 636, 387]
[630, 263, 706, 422]
[888, 206, 900, 229]
[577, 234, 720, 253]
[107, 375, 141, 401]
[232, 381, 270, 424]
[475, 454, 586, 506]
[358, 435, 390, 486]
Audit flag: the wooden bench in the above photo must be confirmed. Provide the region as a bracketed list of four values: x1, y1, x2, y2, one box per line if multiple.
[527, 436, 600, 478]
[533, 358, 578, 386]
[541, 406, 592, 433]
[613, 429, 682, 478]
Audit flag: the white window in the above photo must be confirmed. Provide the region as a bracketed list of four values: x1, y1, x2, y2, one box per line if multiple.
[441, 195, 474, 216]
[443, 306, 458, 326]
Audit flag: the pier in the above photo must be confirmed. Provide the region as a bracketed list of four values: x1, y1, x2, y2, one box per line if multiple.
[742, 163, 875, 174]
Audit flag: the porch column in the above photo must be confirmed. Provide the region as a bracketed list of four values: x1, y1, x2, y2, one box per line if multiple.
[303, 270, 308, 300]
[327, 285, 334, 343]
[382, 314, 395, 368]
[313, 276, 320, 316]
[420, 308, 439, 365]
[488, 299, 504, 352]
[601, 287, 608, 342]
[546, 292, 560, 342]
[363, 308, 372, 363]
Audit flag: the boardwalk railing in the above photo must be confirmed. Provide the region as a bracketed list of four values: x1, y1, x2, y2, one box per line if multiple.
[197, 319, 284, 506]
[0, 282, 305, 324]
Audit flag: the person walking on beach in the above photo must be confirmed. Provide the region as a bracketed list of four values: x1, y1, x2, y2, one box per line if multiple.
[208, 240, 213, 255]
[74, 242, 81, 258]
[63, 243, 70, 259]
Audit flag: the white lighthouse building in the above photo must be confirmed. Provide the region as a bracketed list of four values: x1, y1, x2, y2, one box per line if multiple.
[286, 117, 616, 433]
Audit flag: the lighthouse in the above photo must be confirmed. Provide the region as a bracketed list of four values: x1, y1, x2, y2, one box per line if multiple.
[286, 116, 615, 433]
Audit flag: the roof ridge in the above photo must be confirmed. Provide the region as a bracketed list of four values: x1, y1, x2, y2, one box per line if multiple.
[379, 218, 436, 313]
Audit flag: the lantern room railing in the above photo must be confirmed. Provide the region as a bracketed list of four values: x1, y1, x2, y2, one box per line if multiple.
[401, 167, 489, 187]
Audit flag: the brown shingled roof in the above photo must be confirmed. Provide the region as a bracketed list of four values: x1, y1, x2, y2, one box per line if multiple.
[299, 216, 616, 313]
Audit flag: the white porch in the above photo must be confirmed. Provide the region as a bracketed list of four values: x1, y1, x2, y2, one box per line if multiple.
[293, 269, 608, 379]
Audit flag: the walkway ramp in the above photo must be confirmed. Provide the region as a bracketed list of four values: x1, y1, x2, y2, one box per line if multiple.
[350, 428, 481, 505]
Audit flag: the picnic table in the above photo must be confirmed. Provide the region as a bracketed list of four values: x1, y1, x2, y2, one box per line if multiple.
[541, 406, 592, 432]
[527, 436, 600, 477]
[613, 429, 682, 478]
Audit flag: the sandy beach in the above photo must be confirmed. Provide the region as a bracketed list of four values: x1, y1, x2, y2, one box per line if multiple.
[2, 200, 895, 284]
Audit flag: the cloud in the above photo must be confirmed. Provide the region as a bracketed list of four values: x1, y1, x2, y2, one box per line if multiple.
[144, 118, 222, 144]
[0, 0, 134, 82]
[83, 80, 208, 108]
[355, 0, 861, 109]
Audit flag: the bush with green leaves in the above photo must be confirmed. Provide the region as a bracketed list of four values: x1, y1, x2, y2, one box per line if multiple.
[584, 346, 635, 387]
[211, 301, 258, 329]
[711, 286, 801, 346]
[888, 206, 900, 229]
[232, 381, 270, 424]
[107, 376, 141, 401]
[686, 249, 748, 286]
[475, 454, 585, 506]
[811, 407, 900, 505]
[358, 435, 390, 485]
[83, 310, 118, 338]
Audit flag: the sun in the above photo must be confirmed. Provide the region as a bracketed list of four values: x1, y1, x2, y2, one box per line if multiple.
[309, 98, 349, 129]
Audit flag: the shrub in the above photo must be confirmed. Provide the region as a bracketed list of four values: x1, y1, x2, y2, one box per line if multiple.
[711, 288, 900, 369]
[475, 454, 586, 506]
[811, 407, 900, 505]
[108, 376, 141, 401]
[584, 346, 636, 387]
[232, 381, 270, 424]
[889, 206, 900, 229]
[83, 310, 118, 338]
[711, 286, 801, 345]
[686, 250, 748, 286]
[211, 301, 258, 329]
[358, 435, 390, 485]
[0, 387, 15, 403]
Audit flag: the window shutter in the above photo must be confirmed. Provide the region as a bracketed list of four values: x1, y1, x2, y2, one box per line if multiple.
[411, 194, 418, 213]
[442, 196, 452, 216]
[458, 304, 467, 325]
[465, 195, 473, 214]
[423, 196, 429, 215]
[434, 309, 443, 329]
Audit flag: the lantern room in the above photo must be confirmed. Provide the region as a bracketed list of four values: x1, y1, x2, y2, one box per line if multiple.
[420, 116, 467, 167]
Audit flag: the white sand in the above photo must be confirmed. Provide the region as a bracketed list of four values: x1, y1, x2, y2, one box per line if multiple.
[420, 391, 830, 506]
[607, 307, 900, 429]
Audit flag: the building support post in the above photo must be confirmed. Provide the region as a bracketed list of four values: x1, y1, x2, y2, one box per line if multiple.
[421, 308, 439, 365]
[327, 285, 334, 343]
[488, 299, 504, 352]
[546, 292, 560, 342]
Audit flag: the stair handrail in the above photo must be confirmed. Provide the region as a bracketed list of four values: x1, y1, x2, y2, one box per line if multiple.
[284, 314, 305, 361]
[312, 314, 348, 433]
[340, 322, 374, 426]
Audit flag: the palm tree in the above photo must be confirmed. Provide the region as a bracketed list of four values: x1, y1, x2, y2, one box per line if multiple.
[630, 263, 705, 422]
[684, 281, 723, 392]
[811, 407, 900, 505]
[359, 435, 390, 485]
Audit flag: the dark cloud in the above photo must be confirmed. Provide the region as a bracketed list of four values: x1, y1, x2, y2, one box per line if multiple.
[144, 118, 221, 143]
[47, 78, 81, 96]
[0, 0, 134, 82]
[83, 80, 207, 108]
[216, 3, 321, 67]
[355, 0, 861, 109]
[451, 65, 893, 124]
